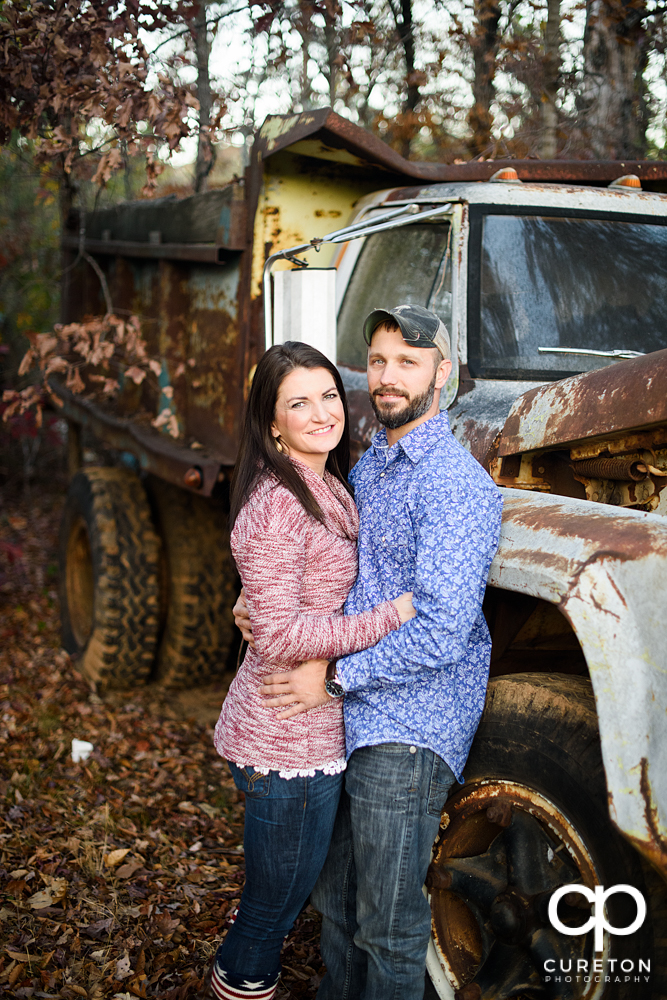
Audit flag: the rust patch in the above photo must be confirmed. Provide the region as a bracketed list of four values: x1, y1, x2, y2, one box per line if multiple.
[347, 388, 381, 463]
[501, 493, 667, 564]
[637, 758, 667, 876]
[500, 349, 667, 457]
[459, 419, 498, 466]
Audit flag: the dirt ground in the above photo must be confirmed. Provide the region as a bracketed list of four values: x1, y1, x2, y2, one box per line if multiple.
[0, 464, 324, 999]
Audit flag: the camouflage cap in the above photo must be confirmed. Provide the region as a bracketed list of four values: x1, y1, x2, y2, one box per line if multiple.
[363, 304, 450, 359]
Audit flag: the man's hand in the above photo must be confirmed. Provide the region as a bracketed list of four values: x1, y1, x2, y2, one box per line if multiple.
[259, 659, 330, 719]
[233, 588, 255, 647]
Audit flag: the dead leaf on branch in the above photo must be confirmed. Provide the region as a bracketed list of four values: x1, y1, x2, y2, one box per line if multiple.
[124, 366, 147, 385]
[152, 408, 180, 439]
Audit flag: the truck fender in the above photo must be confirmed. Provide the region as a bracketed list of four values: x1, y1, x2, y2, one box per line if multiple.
[488, 487, 667, 876]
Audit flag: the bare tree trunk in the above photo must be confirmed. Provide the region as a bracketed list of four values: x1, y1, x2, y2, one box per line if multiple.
[194, 1, 215, 194]
[579, 0, 648, 159]
[322, 0, 341, 107]
[395, 0, 419, 158]
[467, 0, 501, 158]
[539, 0, 561, 158]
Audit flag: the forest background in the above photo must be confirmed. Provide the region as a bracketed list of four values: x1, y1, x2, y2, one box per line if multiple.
[1, 0, 667, 430]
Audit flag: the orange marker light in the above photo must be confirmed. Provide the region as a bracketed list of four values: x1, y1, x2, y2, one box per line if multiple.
[489, 167, 522, 183]
[609, 174, 642, 189]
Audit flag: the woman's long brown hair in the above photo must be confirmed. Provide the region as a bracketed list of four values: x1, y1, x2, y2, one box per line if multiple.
[229, 342, 353, 530]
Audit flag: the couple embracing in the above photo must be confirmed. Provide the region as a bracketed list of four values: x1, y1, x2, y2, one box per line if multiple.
[201, 306, 503, 1000]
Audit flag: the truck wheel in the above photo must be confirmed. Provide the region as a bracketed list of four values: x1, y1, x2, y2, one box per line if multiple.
[146, 477, 237, 688]
[59, 467, 161, 687]
[426, 673, 666, 1000]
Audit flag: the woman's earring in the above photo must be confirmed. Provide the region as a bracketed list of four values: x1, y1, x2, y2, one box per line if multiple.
[274, 437, 283, 453]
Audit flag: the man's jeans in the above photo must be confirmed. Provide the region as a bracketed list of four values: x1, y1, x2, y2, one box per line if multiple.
[311, 743, 456, 1000]
[216, 762, 344, 978]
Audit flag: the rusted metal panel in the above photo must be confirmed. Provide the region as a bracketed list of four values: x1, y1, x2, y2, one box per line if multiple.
[499, 349, 667, 456]
[489, 488, 667, 875]
[249, 149, 383, 302]
[449, 379, 545, 465]
[339, 366, 380, 465]
[60, 247, 245, 470]
[62, 234, 221, 263]
[381, 180, 667, 217]
[51, 383, 229, 495]
[81, 186, 238, 244]
[255, 109, 667, 186]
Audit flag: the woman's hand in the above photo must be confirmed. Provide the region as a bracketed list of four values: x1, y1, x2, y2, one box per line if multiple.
[391, 591, 416, 624]
[259, 659, 330, 719]
[233, 588, 255, 647]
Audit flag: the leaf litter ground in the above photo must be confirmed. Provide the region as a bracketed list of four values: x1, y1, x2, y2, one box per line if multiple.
[0, 476, 324, 999]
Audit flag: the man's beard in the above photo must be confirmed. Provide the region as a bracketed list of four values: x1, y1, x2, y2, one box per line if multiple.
[369, 370, 438, 430]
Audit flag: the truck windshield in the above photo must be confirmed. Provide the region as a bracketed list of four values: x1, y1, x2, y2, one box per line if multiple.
[473, 213, 667, 379]
[337, 222, 452, 369]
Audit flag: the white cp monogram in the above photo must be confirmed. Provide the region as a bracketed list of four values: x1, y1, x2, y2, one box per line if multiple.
[548, 884, 647, 953]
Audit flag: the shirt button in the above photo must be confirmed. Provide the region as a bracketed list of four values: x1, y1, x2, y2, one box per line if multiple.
[380, 472, 385, 478]
[381, 536, 386, 542]
[409, 745, 417, 754]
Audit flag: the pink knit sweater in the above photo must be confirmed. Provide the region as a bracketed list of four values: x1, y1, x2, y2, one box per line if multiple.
[214, 460, 400, 777]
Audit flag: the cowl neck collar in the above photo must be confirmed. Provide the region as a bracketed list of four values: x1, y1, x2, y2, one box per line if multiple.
[288, 457, 358, 541]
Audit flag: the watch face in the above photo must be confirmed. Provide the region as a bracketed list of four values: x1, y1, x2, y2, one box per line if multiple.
[325, 679, 345, 698]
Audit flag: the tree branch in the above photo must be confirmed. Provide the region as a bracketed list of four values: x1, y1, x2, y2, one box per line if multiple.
[149, 4, 249, 57]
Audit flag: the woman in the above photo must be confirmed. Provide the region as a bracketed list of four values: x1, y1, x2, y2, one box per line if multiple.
[206, 342, 413, 1000]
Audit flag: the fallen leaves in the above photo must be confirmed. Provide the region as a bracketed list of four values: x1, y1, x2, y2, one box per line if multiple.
[0, 478, 325, 998]
[27, 876, 68, 909]
[104, 848, 131, 869]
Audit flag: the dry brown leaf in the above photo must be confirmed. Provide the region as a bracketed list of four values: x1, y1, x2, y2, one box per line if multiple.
[115, 953, 132, 979]
[27, 876, 67, 908]
[5, 949, 32, 963]
[104, 848, 131, 868]
[115, 860, 143, 879]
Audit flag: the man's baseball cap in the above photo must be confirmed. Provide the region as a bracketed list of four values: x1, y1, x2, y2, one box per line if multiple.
[363, 304, 450, 359]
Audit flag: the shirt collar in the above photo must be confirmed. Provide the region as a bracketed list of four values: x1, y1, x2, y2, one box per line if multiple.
[372, 410, 450, 465]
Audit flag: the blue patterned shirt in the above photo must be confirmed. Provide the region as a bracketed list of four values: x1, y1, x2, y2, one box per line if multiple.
[337, 410, 503, 781]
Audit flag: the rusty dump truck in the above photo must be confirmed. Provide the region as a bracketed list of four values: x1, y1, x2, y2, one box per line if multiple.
[57, 109, 667, 1000]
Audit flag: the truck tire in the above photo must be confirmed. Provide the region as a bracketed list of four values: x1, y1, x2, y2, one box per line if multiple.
[426, 673, 666, 1000]
[146, 477, 237, 688]
[59, 467, 161, 687]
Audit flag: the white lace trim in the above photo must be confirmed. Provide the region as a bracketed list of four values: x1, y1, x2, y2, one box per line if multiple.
[230, 756, 347, 780]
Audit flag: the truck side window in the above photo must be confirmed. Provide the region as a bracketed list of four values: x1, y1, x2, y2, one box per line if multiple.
[337, 222, 452, 370]
[474, 213, 667, 379]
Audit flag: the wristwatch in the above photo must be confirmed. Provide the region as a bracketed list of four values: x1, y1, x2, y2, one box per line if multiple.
[325, 677, 345, 698]
[325, 659, 344, 699]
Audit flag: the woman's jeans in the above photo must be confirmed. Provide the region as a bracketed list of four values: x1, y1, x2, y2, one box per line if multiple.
[215, 761, 344, 978]
[311, 743, 456, 1000]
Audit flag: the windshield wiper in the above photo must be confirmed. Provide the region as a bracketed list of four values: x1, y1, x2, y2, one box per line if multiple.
[538, 347, 645, 360]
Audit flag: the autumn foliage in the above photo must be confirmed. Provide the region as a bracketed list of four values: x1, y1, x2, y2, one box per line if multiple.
[0, 0, 200, 194]
[1, 314, 188, 438]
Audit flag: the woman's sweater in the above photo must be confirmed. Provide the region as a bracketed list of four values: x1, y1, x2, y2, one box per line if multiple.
[214, 460, 400, 777]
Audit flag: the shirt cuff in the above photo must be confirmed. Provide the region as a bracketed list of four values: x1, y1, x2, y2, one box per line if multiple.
[336, 649, 373, 693]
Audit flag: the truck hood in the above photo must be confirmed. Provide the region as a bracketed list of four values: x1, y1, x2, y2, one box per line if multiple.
[499, 348, 667, 456]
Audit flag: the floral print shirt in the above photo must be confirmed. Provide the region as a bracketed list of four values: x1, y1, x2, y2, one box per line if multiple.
[337, 410, 503, 781]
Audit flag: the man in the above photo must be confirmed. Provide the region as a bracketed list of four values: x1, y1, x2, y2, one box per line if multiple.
[237, 305, 503, 1000]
